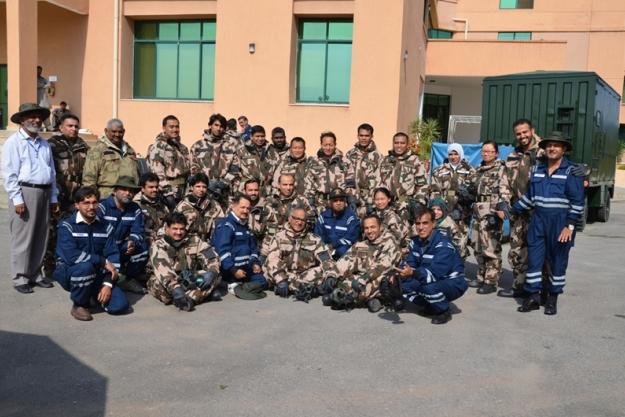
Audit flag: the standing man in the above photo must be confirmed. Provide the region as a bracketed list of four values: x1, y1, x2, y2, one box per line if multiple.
[345, 123, 382, 214]
[147, 115, 190, 207]
[236, 125, 271, 193]
[50, 101, 70, 131]
[270, 137, 317, 198]
[314, 189, 361, 260]
[43, 113, 90, 277]
[513, 132, 585, 315]
[238, 115, 252, 141]
[2, 103, 59, 293]
[83, 118, 139, 197]
[133, 172, 170, 246]
[267, 127, 290, 164]
[36, 66, 48, 108]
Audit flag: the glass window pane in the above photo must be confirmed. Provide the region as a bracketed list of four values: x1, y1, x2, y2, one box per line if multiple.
[515, 32, 531, 40]
[328, 21, 353, 40]
[499, 0, 517, 8]
[301, 21, 327, 40]
[178, 44, 200, 98]
[497, 32, 515, 40]
[298, 43, 326, 102]
[156, 43, 178, 97]
[134, 43, 156, 97]
[201, 44, 216, 100]
[202, 22, 216, 41]
[136, 22, 157, 40]
[159, 22, 178, 40]
[180, 22, 201, 41]
[325, 43, 351, 103]
[517, 0, 533, 8]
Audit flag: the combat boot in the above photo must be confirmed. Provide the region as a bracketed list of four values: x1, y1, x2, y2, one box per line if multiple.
[477, 283, 497, 294]
[544, 294, 558, 315]
[431, 310, 451, 325]
[517, 293, 540, 313]
[321, 294, 333, 307]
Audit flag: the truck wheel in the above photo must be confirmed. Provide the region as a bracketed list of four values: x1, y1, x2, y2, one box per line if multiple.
[596, 197, 610, 222]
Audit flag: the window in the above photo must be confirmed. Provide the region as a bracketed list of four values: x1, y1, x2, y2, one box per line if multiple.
[133, 21, 216, 100]
[500, 0, 533, 9]
[428, 29, 453, 39]
[423, 94, 450, 142]
[297, 20, 353, 104]
[497, 32, 532, 40]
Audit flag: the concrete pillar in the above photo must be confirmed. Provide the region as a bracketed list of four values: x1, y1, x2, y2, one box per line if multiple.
[6, 0, 38, 127]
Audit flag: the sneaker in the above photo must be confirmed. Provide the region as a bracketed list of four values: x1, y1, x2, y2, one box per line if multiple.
[71, 305, 93, 321]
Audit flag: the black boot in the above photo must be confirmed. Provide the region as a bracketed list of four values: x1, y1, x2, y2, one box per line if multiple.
[544, 294, 558, 315]
[497, 287, 525, 298]
[477, 283, 497, 294]
[517, 293, 540, 313]
[321, 294, 333, 307]
[431, 310, 451, 325]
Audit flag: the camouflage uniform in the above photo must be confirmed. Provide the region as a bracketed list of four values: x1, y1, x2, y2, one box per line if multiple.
[82, 136, 139, 197]
[132, 191, 169, 245]
[190, 132, 241, 190]
[310, 150, 356, 213]
[259, 194, 315, 257]
[430, 159, 476, 258]
[248, 197, 266, 245]
[505, 136, 544, 289]
[345, 141, 382, 210]
[376, 151, 429, 221]
[370, 206, 410, 249]
[174, 195, 225, 241]
[436, 216, 463, 253]
[236, 142, 273, 194]
[470, 159, 511, 285]
[43, 134, 90, 276]
[267, 143, 290, 164]
[335, 229, 401, 305]
[270, 154, 318, 198]
[264, 223, 338, 291]
[146, 133, 190, 200]
[147, 235, 221, 305]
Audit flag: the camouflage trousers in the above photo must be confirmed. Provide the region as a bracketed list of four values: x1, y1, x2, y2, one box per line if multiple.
[456, 218, 471, 259]
[471, 216, 503, 285]
[147, 275, 221, 305]
[508, 212, 530, 289]
[338, 270, 392, 305]
[267, 266, 326, 291]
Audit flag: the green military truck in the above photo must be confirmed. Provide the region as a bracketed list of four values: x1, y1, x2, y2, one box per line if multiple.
[480, 71, 620, 227]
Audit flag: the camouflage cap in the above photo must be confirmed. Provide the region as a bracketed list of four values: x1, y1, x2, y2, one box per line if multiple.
[113, 175, 140, 190]
[233, 282, 267, 300]
[539, 131, 572, 151]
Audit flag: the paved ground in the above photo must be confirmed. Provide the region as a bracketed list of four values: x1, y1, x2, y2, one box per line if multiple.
[1, 204, 625, 417]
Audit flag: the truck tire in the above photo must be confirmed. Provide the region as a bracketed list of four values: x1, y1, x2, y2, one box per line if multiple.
[596, 197, 610, 222]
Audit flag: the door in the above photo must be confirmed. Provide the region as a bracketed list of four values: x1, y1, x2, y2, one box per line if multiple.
[0, 65, 7, 129]
[423, 93, 450, 142]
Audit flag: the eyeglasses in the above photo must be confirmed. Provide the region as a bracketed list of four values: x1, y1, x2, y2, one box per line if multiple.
[290, 216, 306, 222]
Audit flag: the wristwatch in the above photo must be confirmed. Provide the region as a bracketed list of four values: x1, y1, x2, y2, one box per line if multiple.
[567, 224, 575, 231]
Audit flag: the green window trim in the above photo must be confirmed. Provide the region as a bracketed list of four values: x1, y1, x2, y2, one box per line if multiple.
[428, 29, 453, 39]
[296, 19, 353, 105]
[499, 0, 534, 9]
[497, 32, 532, 41]
[133, 20, 216, 101]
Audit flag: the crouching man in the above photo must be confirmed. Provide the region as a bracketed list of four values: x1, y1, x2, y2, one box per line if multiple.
[391, 208, 467, 325]
[264, 206, 338, 301]
[148, 212, 222, 311]
[54, 187, 129, 321]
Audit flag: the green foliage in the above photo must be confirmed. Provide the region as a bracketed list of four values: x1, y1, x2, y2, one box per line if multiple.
[409, 117, 442, 161]
[618, 140, 625, 161]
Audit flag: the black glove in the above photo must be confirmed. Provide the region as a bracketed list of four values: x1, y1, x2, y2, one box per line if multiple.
[250, 206, 263, 216]
[294, 284, 318, 303]
[457, 184, 475, 203]
[172, 287, 194, 311]
[570, 163, 588, 177]
[275, 281, 289, 298]
[487, 215, 500, 229]
[198, 271, 217, 291]
[320, 277, 337, 294]
[451, 208, 462, 221]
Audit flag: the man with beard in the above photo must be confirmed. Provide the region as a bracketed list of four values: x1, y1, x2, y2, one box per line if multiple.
[2, 103, 59, 293]
[243, 179, 266, 246]
[147, 115, 190, 207]
[98, 176, 148, 294]
[314, 189, 361, 260]
[174, 173, 225, 241]
[345, 123, 382, 214]
[133, 173, 170, 245]
[267, 127, 290, 163]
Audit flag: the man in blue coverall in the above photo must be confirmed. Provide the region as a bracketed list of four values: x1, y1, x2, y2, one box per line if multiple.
[392, 207, 468, 325]
[512, 131, 584, 315]
[314, 188, 361, 260]
[212, 194, 267, 297]
[54, 187, 129, 321]
[98, 176, 149, 294]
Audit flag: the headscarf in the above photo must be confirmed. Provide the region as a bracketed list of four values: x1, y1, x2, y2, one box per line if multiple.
[447, 143, 464, 169]
[428, 197, 448, 228]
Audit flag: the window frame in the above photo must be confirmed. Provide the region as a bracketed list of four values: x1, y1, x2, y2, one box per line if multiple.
[296, 19, 353, 105]
[499, 0, 534, 9]
[497, 31, 532, 41]
[428, 29, 453, 39]
[133, 20, 216, 101]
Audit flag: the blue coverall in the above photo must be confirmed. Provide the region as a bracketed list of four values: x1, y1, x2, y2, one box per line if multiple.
[53, 212, 129, 313]
[401, 229, 468, 314]
[512, 158, 584, 295]
[212, 212, 267, 288]
[98, 196, 149, 278]
[314, 208, 361, 259]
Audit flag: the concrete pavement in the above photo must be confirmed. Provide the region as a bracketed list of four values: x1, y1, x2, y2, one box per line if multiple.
[1, 204, 625, 417]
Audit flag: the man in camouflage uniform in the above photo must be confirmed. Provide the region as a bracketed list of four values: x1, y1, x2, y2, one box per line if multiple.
[310, 131, 356, 213]
[326, 214, 401, 312]
[345, 123, 382, 214]
[190, 113, 240, 193]
[376, 132, 429, 222]
[148, 212, 222, 312]
[430, 143, 476, 258]
[146, 115, 190, 207]
[43, 114, 90, 276]
[261, 174, 314, 258]
[133, 173, 169, 246]
[174, 173, 225, 241]
[266, 127, 290, 164]
[270, 137, 318, 198]
[264, 207, 338, 301]
[244, 179, 266, 246]
[236, 125, 272, 194]
[498, 119, 544, 297]
[83, 118, 139, 197]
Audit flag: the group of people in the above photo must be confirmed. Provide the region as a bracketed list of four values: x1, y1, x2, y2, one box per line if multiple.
[2, 102, 585, 325]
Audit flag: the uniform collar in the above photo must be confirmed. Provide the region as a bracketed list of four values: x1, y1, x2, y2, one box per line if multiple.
[76, 211, 97, 225]
[18, 128, 43, 142]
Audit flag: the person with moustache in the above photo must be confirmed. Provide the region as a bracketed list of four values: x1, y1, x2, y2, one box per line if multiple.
[345, 123, 382, 215]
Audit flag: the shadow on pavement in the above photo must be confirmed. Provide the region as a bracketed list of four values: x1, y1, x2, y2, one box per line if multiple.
[0, 330, 107, 417]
